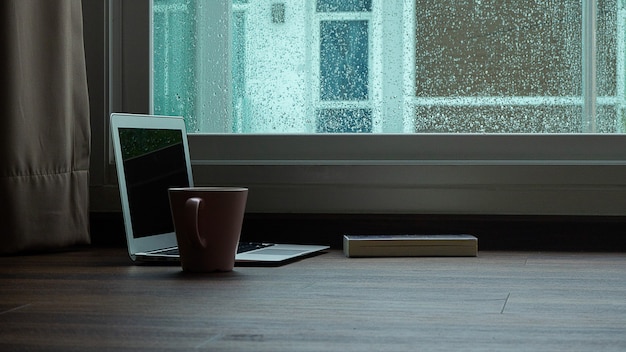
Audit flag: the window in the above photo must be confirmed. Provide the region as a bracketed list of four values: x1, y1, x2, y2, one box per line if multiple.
[152, 0, 625, 134]
[107, 0, 626, 215]
[316, 2, 372, 132]
[412, 0, 624, 133]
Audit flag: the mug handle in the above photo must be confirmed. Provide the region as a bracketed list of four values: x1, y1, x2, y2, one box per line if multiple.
[184, 197, 208, 248]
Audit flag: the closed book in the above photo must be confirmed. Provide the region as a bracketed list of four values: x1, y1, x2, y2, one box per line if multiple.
[343, 234, 478, 258]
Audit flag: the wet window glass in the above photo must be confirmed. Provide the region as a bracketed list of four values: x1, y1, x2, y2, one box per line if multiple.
[152, 0, 624, 133]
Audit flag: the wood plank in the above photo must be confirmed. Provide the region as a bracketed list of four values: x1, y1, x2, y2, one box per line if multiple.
[1, 249, 626, 351]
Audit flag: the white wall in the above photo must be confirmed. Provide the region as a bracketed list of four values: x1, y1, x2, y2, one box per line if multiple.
[238, 0, 312, 132]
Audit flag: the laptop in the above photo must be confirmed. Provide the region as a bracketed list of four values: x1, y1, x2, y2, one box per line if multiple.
[110, 113, 329, 264]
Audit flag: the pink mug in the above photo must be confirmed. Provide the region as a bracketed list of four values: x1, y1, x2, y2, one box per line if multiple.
[168, 187, 248, 272]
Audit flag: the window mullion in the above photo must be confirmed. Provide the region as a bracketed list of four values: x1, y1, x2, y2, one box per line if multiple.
[582, 0, 598, 132]
[617, 0, 626, 132]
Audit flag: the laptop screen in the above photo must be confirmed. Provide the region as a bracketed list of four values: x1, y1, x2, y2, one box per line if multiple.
[119, 127, 190, 239]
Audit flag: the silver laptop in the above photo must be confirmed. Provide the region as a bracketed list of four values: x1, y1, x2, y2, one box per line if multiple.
[110, 113, 329, 264]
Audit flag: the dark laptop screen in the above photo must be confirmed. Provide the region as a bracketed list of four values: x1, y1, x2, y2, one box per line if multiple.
[119, 128, 190, 238]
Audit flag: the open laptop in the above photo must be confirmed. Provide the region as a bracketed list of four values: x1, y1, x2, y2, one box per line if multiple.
[110, 113, 329, 264]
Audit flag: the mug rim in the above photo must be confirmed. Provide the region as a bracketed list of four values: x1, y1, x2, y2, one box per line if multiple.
[169, 187, 248, 192]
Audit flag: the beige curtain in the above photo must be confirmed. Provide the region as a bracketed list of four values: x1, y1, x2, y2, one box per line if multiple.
[0, 0, 90, 254]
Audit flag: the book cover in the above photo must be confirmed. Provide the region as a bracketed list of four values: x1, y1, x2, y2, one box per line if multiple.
[343, 234, 478, 258]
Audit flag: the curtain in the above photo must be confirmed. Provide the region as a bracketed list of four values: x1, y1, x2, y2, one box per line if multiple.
[0, 0, 91, 254]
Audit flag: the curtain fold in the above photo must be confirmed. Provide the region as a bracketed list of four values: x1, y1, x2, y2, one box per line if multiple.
[0, 0, 90, 254]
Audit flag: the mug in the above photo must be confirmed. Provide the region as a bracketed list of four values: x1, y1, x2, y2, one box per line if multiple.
[168, 187, 248, 272]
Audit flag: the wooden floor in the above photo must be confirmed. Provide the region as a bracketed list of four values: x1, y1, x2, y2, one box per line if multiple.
[1, 248, 626, 351]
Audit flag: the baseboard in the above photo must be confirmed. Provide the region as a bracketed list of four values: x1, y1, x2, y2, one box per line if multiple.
[89, 212, 626, 251]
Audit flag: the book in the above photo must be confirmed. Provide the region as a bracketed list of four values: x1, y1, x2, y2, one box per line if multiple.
[343, 234, 478, 258]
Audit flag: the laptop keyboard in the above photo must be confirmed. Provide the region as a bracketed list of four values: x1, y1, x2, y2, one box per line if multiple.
[237, 242, 274, 254]
[157, 242, 273, 256]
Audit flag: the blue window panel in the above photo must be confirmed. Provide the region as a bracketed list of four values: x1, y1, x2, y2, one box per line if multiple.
[320, 20, 369, 101]
[316, 109, 372, 133]
[317, 0, 372, 12]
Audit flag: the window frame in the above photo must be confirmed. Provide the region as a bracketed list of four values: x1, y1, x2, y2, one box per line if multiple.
[97, 0, 626, 216]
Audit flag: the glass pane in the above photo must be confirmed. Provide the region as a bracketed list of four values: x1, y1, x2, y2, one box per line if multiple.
[317, 0, 372, 12]
[413, 0, 624, 133]
[317, 109, 372, 132]
[415, 105, 584, 133]
[320, 20, 369, 101]
[232, 10, 248, 133]
[152, 0, 625, 133]
[414, 104, 620, 134]
[597, 0, 617, 97]
[153, 0, 197, 132]
[415, 1, 581, 97]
